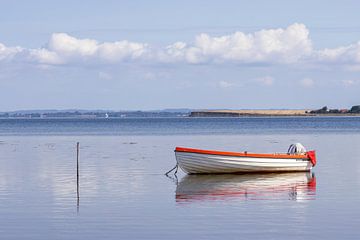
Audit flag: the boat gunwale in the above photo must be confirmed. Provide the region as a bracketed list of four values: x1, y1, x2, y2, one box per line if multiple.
[175, 147, 310, 160]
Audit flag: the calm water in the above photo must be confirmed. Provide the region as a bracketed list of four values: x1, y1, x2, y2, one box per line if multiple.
[0, 117, 360, 239]
[1, 117, 360, 135]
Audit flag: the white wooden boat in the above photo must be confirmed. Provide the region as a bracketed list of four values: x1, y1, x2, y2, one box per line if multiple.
[174, 145, 316, 174]
[176, 172, 316, 202]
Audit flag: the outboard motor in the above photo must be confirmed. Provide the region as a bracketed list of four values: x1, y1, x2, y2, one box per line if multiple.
[288, 143, 307, 155]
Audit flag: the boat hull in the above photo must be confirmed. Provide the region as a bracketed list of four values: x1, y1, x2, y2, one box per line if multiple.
[175, 150, 312, 174]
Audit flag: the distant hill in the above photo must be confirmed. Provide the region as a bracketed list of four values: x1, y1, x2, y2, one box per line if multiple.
[190, 105, 360, 117]
[190, 109, 309, 117]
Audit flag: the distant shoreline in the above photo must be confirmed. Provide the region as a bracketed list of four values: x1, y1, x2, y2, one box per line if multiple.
[189, 109, 360, 117]
[1, 114, 360, 119]
[1, 106, 360, 119]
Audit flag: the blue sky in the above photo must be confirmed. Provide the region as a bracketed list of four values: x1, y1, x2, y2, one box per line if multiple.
[1, 0, 360, 111]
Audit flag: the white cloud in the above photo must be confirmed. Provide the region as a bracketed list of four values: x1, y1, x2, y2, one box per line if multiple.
[218, 80, 234, 88]
[142, 71, 170, 80]
[161, 23, 312, 64]
[49, 33, 98, 57]
[27, 33, 149, 64]
[98, 71, 113, 80]
[299, 78, 314, 88]
[345, 65, 360, 72]
[98, 41, 148, 62]
[159, 41, 187, 63]
[28, 48, 63, 64]
[143, 72, 156, 80]
[1, 23, 360, 69]
[255, 76, 274, 86]
[342, 79, 359, 87]
[0, 43, 22, 61]
[316, 41, 360, 64]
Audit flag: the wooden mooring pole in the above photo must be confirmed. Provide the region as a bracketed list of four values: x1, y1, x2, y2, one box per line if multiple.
[76, 142, 80, 209]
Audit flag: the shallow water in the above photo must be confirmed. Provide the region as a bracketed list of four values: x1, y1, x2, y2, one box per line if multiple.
[0, 118, 360, 239]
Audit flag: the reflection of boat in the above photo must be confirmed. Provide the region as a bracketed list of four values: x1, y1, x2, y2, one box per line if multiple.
[175, 146, 316, 174]
[176, 172, 316, 202]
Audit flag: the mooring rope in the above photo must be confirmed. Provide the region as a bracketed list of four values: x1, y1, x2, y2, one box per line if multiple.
[165, 163, 178, 176]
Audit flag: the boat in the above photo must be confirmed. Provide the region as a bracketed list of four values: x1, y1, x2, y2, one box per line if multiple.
[174, 143, 316, 174]
[176, 172, 316, 203]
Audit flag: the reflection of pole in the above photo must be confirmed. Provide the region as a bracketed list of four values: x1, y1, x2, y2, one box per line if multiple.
[77, 142, 80, 210]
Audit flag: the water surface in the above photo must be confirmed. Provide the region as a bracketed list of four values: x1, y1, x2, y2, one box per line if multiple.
[0, 118, 359, 239]
[1, 116, 360, 135]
